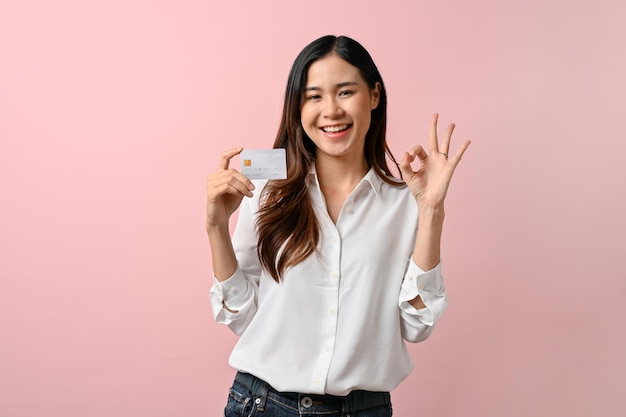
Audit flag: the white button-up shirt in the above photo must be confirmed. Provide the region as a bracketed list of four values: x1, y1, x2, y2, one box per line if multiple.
[209, 167, 448, 396]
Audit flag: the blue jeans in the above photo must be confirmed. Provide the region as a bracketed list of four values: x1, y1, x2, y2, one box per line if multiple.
[224, 372, 393, 417]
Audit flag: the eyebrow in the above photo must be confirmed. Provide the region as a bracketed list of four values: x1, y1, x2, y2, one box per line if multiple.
[304, 81, 360, 91]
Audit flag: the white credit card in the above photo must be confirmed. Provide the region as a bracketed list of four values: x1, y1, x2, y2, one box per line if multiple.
[241, 149, 287, 180]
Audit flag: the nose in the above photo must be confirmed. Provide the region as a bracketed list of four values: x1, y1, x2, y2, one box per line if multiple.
[322, 97, 343, 118]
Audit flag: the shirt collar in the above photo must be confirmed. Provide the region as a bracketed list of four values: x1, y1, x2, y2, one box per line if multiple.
[308, 164, 387, 198]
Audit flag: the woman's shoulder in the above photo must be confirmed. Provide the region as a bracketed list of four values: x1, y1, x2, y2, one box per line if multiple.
[376, 172, 408, 192]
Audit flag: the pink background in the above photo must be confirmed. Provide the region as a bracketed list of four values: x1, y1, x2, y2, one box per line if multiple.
[1, 0, 625, 416]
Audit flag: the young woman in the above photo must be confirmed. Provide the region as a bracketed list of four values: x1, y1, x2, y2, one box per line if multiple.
[206, 35, 470, 417]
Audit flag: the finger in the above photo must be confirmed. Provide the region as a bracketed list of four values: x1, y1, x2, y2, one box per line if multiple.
[222, 178, 255, 198]
[429, 113, 439, 154]
[399, 145, 428, 179]
[218, 147, 244, 170]
[208, 169, 255, 196]
[208, 176, 253, 199]
[225, 168, 255, 190]
[398, 151, 414, 179]
[440, 123, 455, 155]
[448, 139, 472, 169]
[406, 144, 428, 161]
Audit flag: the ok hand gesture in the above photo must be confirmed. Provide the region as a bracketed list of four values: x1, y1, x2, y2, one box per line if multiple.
[399, 114, 471, 210]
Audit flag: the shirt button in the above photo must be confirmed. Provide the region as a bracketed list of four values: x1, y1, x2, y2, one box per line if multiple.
[418, 283, 425, 290]
[229, 286, 238, 294]
[325, 345, 331, 352]
[408, 275, 414, 281]
[301, 396, 313, 408]
[345, 206, 353, 213]
[330, 272, 337, 279]
[328, 308, 335, 315]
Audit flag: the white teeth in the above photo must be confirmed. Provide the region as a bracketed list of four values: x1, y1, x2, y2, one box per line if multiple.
[322, 124, 348, 133]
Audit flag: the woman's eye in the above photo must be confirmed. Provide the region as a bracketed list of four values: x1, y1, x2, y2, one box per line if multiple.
[306, 94, 321, 100]
[339, 90, 353, 97]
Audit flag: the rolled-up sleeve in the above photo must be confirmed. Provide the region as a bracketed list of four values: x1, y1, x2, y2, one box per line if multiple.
[398, 261, 448, 342]
[209, 266, 258, 335]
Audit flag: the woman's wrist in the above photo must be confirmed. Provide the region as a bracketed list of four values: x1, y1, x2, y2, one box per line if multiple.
[206, 221, 230, 236]
[206, 223, 238, 281]
[413, 203, 444, 271]
[417, 203, 445, 227]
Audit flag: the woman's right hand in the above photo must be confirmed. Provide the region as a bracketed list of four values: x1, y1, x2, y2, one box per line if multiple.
[205, 147, 255, 231]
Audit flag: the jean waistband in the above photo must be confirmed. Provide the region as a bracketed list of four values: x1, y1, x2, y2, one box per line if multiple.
[233, 371, 390, 413]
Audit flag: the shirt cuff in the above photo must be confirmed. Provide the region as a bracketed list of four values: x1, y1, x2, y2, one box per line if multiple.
[209, 266, 251, 311]
[399, 261, 445, 326]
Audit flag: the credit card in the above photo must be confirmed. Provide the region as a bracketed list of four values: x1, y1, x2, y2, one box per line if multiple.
[241, 149, 287, 180]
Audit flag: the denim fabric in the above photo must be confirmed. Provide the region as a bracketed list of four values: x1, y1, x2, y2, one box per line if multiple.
[224, 372, 392, 417]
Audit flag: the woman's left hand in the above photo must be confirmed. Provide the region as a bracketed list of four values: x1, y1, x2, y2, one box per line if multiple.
[399, 113, 471, 209]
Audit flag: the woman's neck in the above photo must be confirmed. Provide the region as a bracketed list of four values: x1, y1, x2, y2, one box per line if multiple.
[315, 154, 369, 194]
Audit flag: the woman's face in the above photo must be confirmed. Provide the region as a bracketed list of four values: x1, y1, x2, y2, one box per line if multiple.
[300, 54, 380, 164]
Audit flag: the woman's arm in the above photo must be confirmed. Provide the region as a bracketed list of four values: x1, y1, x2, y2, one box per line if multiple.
[206, 147, 255, 281]
[206, 147, 261, 334]
[399, 114, 470, 309]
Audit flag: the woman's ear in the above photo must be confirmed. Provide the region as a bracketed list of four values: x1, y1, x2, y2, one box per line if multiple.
[370, 82, 381, 110]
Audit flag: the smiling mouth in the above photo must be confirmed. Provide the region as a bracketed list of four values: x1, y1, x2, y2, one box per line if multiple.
[321, 124, 351, 133]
